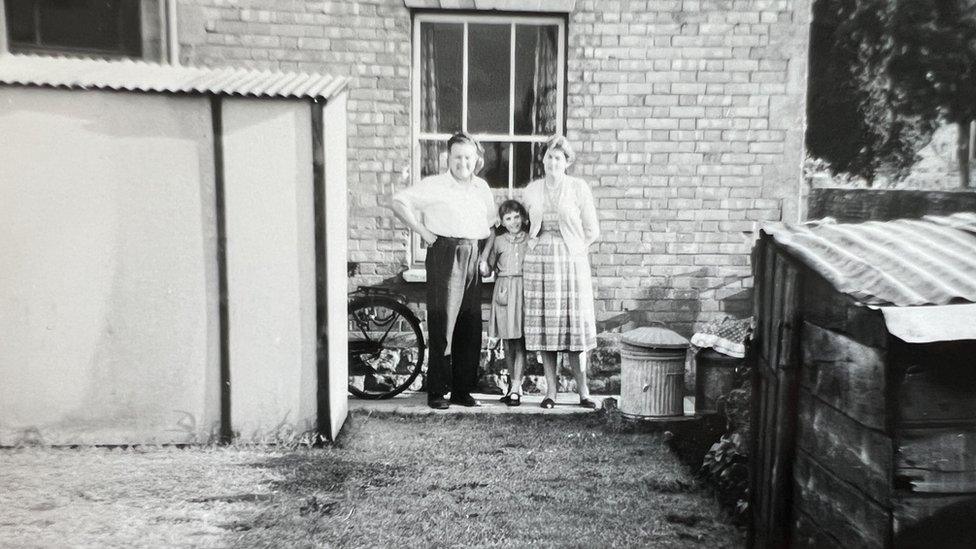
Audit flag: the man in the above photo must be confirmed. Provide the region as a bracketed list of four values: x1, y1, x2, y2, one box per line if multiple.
[391, 133, 497, 409]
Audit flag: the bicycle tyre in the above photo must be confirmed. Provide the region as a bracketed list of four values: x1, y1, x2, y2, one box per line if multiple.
[347, 295, 426, 399]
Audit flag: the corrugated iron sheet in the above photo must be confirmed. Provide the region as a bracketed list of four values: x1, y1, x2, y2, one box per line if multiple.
[0, 54, 348, 101]
[762, 212, 976, 307]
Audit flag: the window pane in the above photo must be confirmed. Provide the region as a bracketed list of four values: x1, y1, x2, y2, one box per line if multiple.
[513, 142, 545, 188]
[419, 140, 449, 179]
[514, 25, 559, 136]
[9, 0, 141, 57]
[481, 142, 511, 189]
[6, 1, 35, 45]
[467, 24, 511, 134]
[419, 23, 463, 134]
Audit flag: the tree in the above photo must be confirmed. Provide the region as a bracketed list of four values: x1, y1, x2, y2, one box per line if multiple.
[879, 0, 976, 188]
[807, 0, 976, 188]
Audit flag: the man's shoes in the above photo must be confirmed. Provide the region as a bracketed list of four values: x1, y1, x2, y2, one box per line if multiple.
[449, 393, 481, 407]
[428, 396, 450, 410]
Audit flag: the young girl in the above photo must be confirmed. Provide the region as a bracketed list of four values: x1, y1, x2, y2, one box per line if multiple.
[479, 199, 530, 406]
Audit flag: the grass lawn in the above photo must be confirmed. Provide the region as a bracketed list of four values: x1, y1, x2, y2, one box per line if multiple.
[0, 412, 743, 548]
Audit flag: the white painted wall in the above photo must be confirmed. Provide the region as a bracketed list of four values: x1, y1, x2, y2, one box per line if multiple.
[0, 87, 220, 444]
[322, 93, 349, 440]
[221, 98, 318, 439]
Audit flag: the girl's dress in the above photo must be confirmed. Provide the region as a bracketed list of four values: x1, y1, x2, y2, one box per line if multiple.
[522, 178, 598, 352]
[487, 231, 528, 340]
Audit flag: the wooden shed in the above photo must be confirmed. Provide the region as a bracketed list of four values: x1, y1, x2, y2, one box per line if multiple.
[0, 55, 349, 444]
[748, 212, 976, 548]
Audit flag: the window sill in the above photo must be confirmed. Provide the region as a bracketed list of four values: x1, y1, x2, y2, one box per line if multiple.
[401, 268, 495, 284]
[403, 0, 576, 12]
[402, 268, 427, 283]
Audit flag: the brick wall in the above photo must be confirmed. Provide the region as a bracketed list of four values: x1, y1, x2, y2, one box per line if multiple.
[178, 0, 811, 335]
[567, 0, 809, 334]
[179, 0, 415, 290]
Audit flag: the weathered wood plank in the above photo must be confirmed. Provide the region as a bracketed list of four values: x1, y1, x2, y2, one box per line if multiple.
[792, 508, 844, 549]
[799, 271, 889, 350]
[898, 362, 976, 425]
[896, 427, 976, 493]
[797, 388, 893, 500]
[769, 257, 787, 372]
[748, 363, 765, 548]
[777, 263, 800, 369]
[893, 494, 976, 539]
[768, 367, 800, 547]
[761, 244, 776, 364]
[760, 374, 779, 539]
[793, 450, 891, 549]
[801, 321, 887, 431]
[752, 239, 768, 365]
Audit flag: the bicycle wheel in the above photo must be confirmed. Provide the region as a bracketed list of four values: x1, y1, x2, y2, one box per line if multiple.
[347, 296, 427, 399]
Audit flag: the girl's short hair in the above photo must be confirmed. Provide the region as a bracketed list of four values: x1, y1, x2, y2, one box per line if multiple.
[496, 199, 530, 235]
[544, 135, 576, 163]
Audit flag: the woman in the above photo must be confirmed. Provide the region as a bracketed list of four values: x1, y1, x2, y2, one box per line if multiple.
[522, 136, 600, 409]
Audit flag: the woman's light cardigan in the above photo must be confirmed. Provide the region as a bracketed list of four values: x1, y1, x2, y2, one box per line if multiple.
[522, 176, 600, 256]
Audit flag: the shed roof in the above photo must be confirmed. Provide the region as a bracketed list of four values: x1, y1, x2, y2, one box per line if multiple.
[0, 54, 348, 101]
[762, 212, 976, 308]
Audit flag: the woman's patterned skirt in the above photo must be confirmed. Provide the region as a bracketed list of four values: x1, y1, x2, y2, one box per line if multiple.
[523, 219, 597, 352]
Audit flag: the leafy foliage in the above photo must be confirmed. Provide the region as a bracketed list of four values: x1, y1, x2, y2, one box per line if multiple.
[699, 432, 750, 525]
[807, 0, 976, 184]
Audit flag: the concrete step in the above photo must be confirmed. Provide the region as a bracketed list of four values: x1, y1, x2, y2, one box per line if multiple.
[349, 393, 697, 417]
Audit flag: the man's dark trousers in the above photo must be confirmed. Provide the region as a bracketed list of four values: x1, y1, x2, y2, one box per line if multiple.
[425, 236, 482, 399]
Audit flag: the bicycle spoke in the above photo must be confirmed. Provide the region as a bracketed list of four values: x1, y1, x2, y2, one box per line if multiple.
[375, 310, 400, 347]
[356, 312, 376, 345]
[348, 295, 426, 399]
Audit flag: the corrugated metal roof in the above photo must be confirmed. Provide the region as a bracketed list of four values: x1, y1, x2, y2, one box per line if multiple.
[762, 212, 976, 307]
[0, 54, 348, 101]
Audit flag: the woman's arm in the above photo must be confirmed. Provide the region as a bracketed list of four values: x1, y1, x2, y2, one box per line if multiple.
[524, 181, 543, 240]
[578, 179, 600, 246]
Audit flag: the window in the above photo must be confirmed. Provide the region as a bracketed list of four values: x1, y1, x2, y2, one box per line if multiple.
[412, 13, 565, 192]
[408, 13, 565, 271]
[3, 0, 162, 60]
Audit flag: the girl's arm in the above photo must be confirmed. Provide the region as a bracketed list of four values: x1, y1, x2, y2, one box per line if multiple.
[479, 231, 497, 276]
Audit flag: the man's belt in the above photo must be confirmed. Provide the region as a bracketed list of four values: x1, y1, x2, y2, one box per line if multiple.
[434, 235, 480, 245]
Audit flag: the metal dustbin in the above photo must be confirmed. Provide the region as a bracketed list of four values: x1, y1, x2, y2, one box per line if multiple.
[619, 327, 689, 418]
[694, 349, 742, 414]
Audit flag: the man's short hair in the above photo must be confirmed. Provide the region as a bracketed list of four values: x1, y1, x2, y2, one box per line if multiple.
[447, 132, 484, 158]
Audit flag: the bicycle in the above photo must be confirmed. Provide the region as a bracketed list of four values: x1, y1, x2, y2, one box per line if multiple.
[347, 286, 427, 399]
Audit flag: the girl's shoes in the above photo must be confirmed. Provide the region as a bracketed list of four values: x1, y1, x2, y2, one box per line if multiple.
[540, 397, 556, 409]
[505, 393, 521, 407]
[579, 398, 597, 409]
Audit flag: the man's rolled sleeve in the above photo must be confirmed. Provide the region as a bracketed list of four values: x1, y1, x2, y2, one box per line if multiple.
[393, 179, 432, 214]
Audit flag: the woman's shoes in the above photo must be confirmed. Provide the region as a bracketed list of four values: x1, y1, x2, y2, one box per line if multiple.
[540, 397, 556, 409]
[505, 393, 521, 407]
[579, 398, 597, 409]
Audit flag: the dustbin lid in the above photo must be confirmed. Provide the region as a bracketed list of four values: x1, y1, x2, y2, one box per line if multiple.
[621, 326, 689, 349]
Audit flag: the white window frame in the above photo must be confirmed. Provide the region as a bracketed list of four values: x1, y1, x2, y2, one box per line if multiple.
[0, 0, 169, 62]
[407, 12, 565, 272]
[970, 120, 975, 163]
